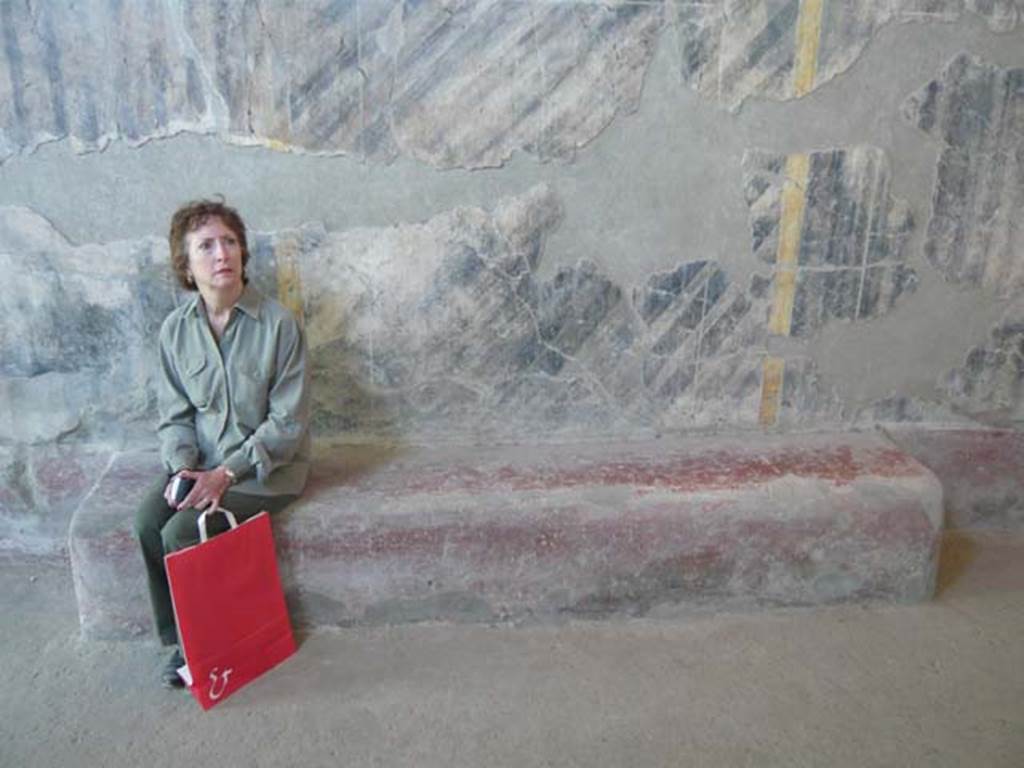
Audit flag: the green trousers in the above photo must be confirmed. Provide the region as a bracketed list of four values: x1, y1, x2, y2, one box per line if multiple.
[133, 476, 297, 646]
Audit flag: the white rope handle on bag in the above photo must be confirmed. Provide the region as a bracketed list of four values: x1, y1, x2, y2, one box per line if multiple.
[197, 505, 239, 543]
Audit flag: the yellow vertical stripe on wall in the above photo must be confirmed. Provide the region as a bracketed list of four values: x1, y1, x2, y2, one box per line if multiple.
[759, 357, 786, 427]
[276, 237, 305, 326]
[767, 265, 798, 336]
[793, 0, 825, 97]
[768, 152, 810, 337]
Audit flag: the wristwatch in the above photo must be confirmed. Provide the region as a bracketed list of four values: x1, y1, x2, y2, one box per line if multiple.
[223, 466, 237, 484]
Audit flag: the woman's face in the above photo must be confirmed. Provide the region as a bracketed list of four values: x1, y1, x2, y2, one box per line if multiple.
[185, 216, 244, 297]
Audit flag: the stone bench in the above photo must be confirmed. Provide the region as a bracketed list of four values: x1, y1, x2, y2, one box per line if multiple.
[69, 432, 943, 640]
[885, 426, 1024, 529]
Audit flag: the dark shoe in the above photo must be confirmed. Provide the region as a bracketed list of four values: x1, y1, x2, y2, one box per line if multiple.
[161, 648, 185, 689]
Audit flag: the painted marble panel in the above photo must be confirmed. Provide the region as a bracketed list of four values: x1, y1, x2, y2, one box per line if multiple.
[743, 146, 916, 338]
[0, 0, 662, 168]
[295, 184, 674, 436]
[288, 187, 843, 436]
[0, 208, 176, 443]
[673, 0, 1022, 111]
[0, 0, 213, 160]
[903, 53, 1024, 299]
[962, 0, 1024, 31]
[943, 302, 1024, 421]
[1, 185, 850, 445]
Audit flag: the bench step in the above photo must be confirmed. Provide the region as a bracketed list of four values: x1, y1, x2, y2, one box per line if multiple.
[69, 432, 942, 640]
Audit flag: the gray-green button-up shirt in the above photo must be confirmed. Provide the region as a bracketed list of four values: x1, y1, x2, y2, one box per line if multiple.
[157, 285, 311, 496]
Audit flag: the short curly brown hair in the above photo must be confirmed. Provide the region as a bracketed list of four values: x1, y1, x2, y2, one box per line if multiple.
[168, 198, 250, 291]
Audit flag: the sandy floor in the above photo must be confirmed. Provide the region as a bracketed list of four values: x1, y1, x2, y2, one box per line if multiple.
[2, 530, 1023, 768]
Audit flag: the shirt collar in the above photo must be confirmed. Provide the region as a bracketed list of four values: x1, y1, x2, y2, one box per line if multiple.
[234, 284, 263, 319]
[184, 284, 262, 320]
[183, 291, 202, 317]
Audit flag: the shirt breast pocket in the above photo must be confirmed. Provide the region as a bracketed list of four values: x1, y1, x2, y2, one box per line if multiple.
[182, 356, 215, 412]
[234, 364, 269, 429]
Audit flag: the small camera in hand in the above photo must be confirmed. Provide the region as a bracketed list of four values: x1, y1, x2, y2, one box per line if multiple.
[170, 475, 196, 505]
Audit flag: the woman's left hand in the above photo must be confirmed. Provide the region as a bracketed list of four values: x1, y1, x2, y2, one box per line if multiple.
[175, 467, 234, 511]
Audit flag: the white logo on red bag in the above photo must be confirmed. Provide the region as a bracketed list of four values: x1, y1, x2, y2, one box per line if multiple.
[209, 667, 233, 700]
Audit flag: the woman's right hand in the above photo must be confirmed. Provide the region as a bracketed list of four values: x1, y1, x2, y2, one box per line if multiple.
[174, 467, 234, 511]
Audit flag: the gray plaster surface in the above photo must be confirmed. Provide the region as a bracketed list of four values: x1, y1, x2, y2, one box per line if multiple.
[3, 529, 1023, 767]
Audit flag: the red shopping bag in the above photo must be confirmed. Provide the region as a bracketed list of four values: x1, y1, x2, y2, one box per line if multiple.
[165, 507, 296, 710]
